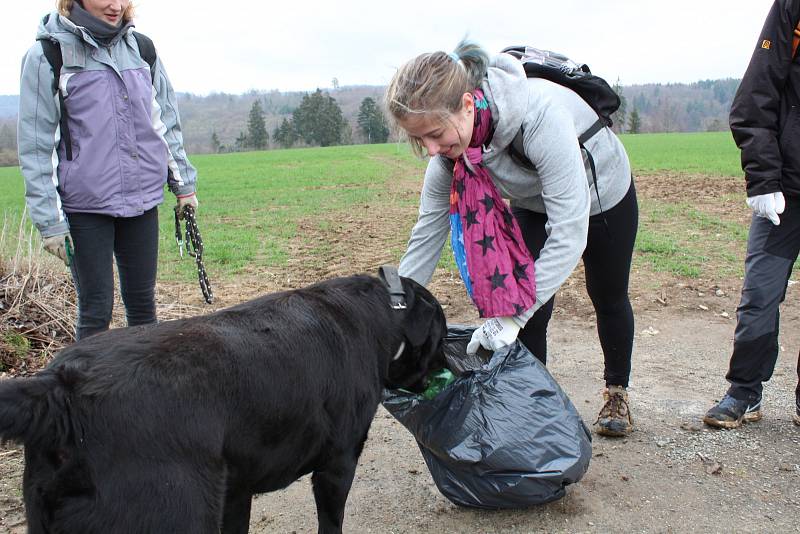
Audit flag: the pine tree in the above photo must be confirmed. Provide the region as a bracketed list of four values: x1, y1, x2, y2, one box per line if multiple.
[210, 131, 221, 153]
[292, 89, 345, 147]
[628, 108, 642, 134]
[272, 125, 281, 146]
[234, 131, 248, 152]
[247, 100, 269, 150]
[357, 97, 390, 144]
[611, 78, 627, 134]
[273, 118, 298, 148]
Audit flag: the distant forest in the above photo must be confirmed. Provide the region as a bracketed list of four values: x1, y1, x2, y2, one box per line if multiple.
[0, 78, 741, 167]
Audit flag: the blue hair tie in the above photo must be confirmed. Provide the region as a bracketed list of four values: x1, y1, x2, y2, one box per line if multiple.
[448, 52, 460, 63]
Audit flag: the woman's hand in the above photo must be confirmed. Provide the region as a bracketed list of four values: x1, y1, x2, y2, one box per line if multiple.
[42, 233, 74, 266]
[466, 316, 523, 355]
[176, 193, 199, 219]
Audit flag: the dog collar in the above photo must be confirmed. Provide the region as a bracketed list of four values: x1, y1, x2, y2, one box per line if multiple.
[378, 265, 407, 310]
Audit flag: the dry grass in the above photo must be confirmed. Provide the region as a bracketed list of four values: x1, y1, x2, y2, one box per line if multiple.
[0, 210, 208, 376]
[0, 210, 76, 375]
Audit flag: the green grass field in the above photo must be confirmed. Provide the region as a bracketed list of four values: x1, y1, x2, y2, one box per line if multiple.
[617, 132, 753, 278]
[619, 131, 742, 176]
[1, 144, 426, 281]
[0, 132, 751, 282]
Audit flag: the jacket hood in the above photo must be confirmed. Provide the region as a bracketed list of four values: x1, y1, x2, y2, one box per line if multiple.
[36, 11, 133, 48]
[37, 11, 82, 43]
[481, 53, 529, 151]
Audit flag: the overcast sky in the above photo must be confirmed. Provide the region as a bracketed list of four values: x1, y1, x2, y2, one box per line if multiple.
[1, 0, 775, 96]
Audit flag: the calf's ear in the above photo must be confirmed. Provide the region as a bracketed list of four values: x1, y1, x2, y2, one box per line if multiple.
[384, 278, 447, 392]
[400, 278, 446, 349]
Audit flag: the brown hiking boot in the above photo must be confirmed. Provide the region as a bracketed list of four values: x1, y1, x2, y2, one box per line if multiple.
[594, 385, 633, 437]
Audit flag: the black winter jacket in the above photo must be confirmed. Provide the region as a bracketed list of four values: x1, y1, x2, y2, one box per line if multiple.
[730, 0, 800, 197]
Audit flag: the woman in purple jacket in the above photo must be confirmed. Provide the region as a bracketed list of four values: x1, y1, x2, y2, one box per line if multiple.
[18, 0, 199, 340]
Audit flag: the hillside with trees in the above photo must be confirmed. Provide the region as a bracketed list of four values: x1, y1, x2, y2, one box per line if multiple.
[174, 85, 386, 155]
[615, 79, 740, 134]
[0, 78, 741, 166]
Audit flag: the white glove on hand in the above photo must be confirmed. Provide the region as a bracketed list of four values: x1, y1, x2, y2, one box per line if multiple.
[466, 316, 522, 355]
[746, 192, 785, 226]
[42, 233, 73, 267]
[176, 193, 199, 219]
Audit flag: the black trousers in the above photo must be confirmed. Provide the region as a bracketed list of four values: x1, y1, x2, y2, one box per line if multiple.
[513, 181, 639, 387]
[726, 195, 800, 402]
[66, 207, 159, 340]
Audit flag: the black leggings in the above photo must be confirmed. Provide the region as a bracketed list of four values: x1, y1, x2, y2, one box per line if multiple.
[513, 181, 638, 387]
[66, 207, 159, 340]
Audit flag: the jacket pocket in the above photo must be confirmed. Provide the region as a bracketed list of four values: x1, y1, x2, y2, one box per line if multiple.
[57, 141, 80, 201]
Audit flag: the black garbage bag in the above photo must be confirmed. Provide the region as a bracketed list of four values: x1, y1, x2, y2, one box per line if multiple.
[383, 325, 592, 509]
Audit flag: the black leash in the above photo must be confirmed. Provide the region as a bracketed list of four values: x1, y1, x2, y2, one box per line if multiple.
[174, 205, 214, 304]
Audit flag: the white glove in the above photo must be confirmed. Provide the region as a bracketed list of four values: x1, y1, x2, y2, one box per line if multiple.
[176, 193, 199, 219]
[746, 192, 785, 226]
[42, 233, 74, 267]
[466, 316, 522, 355]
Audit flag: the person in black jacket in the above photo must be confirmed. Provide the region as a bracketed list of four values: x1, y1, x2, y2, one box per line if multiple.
[704, 0, 800, 429]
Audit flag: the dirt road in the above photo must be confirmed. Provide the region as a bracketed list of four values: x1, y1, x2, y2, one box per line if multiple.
[242, 289, 800, 534]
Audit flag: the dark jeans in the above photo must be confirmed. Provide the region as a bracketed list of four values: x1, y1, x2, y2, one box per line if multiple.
[66, 208, 159, 340]
[513, 181, 639, 387]
[726, 195, 800, 402]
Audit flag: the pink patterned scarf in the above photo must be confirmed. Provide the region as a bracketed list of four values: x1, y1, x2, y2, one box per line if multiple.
[448, 89, 536, 317]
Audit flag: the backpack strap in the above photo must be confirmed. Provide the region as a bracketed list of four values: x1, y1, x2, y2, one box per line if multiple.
[37, 37, 73, 161]
[509, 120, 608, 230]
[509, 116, 607, 169]
[131, 31, 157, 82]
[578, 118, 608, 145]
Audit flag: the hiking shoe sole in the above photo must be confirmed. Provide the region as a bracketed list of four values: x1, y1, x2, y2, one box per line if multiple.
[594, 386, 633, 437]
[594, 424, 632, 437]
[703, 409, 762, 429]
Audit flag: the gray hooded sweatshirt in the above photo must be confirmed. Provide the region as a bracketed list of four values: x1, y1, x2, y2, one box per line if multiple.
[17, 12, 196, 238]
[398, 54, 632, 322]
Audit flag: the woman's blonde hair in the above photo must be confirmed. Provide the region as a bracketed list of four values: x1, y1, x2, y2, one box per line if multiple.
[385, 39, 489, 156]
[57, 0, 136, 22]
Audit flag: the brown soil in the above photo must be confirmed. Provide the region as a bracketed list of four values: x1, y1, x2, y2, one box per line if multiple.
[2, 173, 799, 533]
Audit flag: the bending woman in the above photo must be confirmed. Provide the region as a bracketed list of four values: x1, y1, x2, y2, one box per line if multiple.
[387, 40, 638, 436]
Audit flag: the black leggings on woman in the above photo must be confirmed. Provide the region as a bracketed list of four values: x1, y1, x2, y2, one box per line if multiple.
[513, 181, 638, 387]
[66, 207, 159, 340]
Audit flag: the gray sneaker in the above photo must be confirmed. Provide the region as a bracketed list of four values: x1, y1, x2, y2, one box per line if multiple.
[703, 394, 762, 429]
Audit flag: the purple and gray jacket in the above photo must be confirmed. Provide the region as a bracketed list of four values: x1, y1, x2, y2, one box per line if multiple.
[17, 12, 197, 237]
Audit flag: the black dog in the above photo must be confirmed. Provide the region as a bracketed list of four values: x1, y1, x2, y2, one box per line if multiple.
[0, 273, 446, 533]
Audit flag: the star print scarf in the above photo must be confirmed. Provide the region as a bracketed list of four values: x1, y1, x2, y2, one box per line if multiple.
[449, 89, 536, 318]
